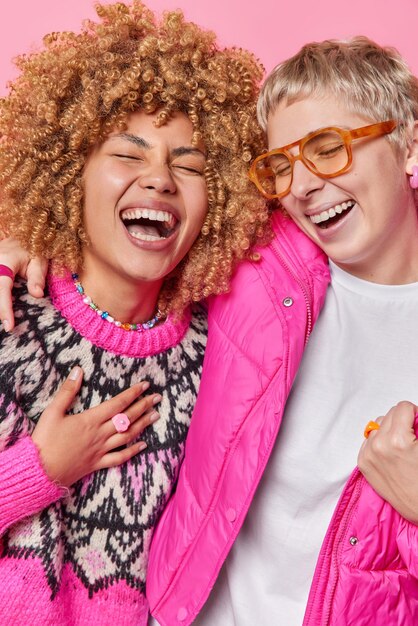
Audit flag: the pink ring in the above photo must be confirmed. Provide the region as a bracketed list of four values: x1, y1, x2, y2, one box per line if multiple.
[0, 265, 14, 280]
[111, 413, 130, 433]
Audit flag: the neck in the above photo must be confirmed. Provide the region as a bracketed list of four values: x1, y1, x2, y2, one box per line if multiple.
[78, 262, 163, 325]
[47, 272, 191, 359]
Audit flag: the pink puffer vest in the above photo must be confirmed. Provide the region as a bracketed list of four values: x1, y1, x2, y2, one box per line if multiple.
[147, 212, 418, 625]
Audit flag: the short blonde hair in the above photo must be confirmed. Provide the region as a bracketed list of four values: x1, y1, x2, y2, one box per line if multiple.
[0, 1, 270, 315]
[258, 36, 418, 150]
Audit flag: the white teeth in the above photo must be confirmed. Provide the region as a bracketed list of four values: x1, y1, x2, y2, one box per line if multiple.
[121, 208, 175, 227]
[130, 231, 163, 241]
[309, 201, 355, 225]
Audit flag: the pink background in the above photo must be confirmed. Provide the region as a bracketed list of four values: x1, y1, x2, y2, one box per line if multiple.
[1, 0, 417, 94]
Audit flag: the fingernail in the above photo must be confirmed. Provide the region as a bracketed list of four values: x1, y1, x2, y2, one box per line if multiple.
[141, 381, 150, 392]
[69, 366, 81, 381]
[2, 319, 10, 332]
[138, 442, 147, 452]
[153, 394, 162, 405]
[149, 411, 160, 423]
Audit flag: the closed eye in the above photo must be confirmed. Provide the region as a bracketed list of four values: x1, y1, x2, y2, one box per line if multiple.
[173, 165, 204, 175]
[318, 146, 345, 158]
[113, 153, 143, 161]
[273, 163, 291, 177]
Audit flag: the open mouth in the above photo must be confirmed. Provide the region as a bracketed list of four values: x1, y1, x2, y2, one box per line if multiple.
[121, 208, 178, 241]
[309, 200, 355, 230]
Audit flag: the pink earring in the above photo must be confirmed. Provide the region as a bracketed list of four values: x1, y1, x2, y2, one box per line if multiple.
[410, 165, 418, 189]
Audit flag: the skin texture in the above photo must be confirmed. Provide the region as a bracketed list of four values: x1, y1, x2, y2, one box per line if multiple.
[81, 110, 207, 324]
[358, 401, 418, 524]
[267, 96, 418, 284]
[267, 94, 418, 524]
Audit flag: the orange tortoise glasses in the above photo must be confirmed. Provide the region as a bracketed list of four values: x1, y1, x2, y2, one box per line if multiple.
[248, 120, 397, 199]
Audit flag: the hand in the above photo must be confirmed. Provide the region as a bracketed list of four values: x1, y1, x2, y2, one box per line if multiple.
[32, 366, 161, 487]
[358, 401, 418, 523]
[0, 237, 48, 332]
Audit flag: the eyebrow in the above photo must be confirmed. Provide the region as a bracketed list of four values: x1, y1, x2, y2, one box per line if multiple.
[171, 146, 206, 159]
[112, 133, 206, 158]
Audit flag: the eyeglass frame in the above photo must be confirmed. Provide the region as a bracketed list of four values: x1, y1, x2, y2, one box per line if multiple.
[248, 119, 397, 199]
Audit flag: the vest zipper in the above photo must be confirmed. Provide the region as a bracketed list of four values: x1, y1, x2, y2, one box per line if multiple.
[271, 239, 313, 344]
[304, 469, 363, 625]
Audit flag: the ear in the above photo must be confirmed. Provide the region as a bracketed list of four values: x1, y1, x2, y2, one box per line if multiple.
[405, 120, 418, 174]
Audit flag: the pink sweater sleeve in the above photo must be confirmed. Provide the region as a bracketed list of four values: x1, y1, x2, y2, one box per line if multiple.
[0, 436, 66, 536]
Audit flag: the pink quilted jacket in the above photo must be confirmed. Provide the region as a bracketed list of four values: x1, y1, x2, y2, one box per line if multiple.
[147, 212, 418, 625]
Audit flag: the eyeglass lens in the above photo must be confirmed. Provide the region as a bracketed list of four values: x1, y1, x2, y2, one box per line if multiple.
[257, 130, 350, 196]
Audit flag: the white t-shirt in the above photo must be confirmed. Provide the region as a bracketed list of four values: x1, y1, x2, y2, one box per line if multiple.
[192, 262, 418, 626]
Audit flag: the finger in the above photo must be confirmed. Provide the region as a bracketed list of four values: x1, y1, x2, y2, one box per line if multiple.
[45, 366, 84, 416]
[97, 440, 148, 470]
[26, 257, 48, 298]
[0, 275, 15, 332]
[91, 380, 151, 425]
[129, 405, 161, 432]
[0, 237, 29, 274]
[368, 416, 383, 438]
[105, 409, 160, 451]
[383, 401, 417, 437]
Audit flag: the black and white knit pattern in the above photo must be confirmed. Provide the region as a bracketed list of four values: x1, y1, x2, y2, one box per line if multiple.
[0, 280, 207, 597]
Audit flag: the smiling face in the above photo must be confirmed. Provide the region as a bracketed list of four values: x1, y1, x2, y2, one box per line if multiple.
[267, 95, 418, 283]
[81, 110, 208, 299]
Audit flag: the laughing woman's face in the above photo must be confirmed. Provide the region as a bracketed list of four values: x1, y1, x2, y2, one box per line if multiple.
[267, 95, 418, 283]
[81, 110, 208, 289]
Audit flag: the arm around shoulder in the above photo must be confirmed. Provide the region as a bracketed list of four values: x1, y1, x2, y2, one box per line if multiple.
[0, 237, 47, 331]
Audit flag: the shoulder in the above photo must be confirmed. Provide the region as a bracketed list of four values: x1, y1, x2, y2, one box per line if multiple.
[11, 278, 57, 329]
[174, 304, 208, 359]
[190, 303, 208, 328]
[259, 211, 328, 281]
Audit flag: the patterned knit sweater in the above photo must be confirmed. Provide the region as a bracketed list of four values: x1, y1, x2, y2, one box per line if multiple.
[0, 273, 207, 626]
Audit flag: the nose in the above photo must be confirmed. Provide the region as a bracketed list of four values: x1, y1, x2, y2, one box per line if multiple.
[289, 159, 325, 200]
[138, 163, 177, 194]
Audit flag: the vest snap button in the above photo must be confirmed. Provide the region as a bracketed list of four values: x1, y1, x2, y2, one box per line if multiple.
[177, 607, 188, 621]
[349, 536, 358, 546]
[283, 297, 293, 307]
[226, 508, 237, 522]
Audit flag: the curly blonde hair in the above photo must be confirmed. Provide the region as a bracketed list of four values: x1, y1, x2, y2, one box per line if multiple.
[0, 1, 270, 315]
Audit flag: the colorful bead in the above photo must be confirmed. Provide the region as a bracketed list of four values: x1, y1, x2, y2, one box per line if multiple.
[72, 274, 164, 332]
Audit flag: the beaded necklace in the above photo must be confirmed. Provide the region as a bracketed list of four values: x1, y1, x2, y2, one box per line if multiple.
[71, 273, 164, 332]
